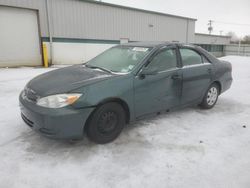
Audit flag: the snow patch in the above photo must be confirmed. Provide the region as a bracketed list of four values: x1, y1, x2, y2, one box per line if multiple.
[0, 56, 250, 188]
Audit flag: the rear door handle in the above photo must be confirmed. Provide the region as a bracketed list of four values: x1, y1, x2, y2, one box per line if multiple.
[171, 74, 182, 80]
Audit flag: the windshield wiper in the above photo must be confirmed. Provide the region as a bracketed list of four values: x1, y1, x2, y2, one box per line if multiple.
[85, 64, 113, 73]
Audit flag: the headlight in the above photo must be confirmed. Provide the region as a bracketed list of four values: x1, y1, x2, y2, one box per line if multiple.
[36, 93, 82, 108]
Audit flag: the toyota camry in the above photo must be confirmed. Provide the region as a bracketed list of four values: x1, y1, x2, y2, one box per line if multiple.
[19, 42, 232, 144]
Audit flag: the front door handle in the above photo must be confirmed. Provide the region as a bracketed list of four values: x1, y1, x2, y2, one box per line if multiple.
[207, 68, 212, 74]
[171, 74, 182, 80]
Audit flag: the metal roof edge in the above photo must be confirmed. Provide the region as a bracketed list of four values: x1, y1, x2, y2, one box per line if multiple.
[195, 33, 231, 38]
[79, 0, 197, 21]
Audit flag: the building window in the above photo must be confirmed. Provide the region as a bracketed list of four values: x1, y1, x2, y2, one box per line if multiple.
[196, 44, 223, 52]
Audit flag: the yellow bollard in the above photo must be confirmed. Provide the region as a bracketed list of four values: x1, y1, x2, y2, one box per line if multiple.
[42, 43, 49, 68]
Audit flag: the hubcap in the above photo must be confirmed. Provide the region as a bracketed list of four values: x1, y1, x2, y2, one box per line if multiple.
[97, 111, 118, 134]
[207, 87, 218, 106]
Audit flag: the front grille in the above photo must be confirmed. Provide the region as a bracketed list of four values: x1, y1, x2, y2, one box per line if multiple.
[21, 113, 34, 128]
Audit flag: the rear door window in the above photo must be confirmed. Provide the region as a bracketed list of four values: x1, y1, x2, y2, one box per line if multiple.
[179, 48, 203, 66]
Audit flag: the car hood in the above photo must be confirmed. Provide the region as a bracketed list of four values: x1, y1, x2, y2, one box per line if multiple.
[26, 64, 114, 97]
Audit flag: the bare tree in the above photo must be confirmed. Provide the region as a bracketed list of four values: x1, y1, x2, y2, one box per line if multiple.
[242, 35, 250, 44]
[227, 31, 239, 43]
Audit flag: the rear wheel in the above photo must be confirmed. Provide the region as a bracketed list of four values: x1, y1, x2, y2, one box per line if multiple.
[85, 102, 125, 144]
[200, 83, 219, 109]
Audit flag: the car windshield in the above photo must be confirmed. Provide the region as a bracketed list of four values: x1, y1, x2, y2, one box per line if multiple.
[85, 46, 152, 73]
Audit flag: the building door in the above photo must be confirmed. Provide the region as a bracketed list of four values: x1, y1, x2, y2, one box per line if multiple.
[0, 6, 42, 67]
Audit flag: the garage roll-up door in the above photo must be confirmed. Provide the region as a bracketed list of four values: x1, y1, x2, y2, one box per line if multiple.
[0, 6, 41, 67]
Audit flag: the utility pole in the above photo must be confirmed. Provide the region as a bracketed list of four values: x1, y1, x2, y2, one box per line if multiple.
[208, 20, 213, 35]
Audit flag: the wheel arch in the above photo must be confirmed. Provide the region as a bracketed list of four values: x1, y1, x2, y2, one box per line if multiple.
[212, 80, 222, 94]
[86, 97, 130, 126]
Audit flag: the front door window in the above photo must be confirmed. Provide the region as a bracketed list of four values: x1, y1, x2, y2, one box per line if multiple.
[147, 48, 178, 71]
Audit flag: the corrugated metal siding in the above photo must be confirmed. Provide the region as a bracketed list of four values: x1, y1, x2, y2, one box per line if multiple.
[50, 0, 195, 42]
[187, 20, 195, 43]
[0, 0, 196, 42]
[0, 0, 48, 36]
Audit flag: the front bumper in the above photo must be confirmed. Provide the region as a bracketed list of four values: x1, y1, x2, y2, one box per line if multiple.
[19, 92, 95, 139]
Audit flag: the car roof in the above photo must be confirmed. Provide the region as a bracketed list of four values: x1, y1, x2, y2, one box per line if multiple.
[119, 42, 219, 64]
[120, 41, 197, 48]
[121, 41, 171, 48]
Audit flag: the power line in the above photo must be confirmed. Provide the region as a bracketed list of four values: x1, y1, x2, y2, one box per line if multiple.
[213, 21, 250, 27]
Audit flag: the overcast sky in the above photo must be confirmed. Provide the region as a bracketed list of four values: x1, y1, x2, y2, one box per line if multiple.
[103, 0, 250, 37]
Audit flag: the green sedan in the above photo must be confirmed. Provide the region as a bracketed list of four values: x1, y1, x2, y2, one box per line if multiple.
[19, 42, 232, 144]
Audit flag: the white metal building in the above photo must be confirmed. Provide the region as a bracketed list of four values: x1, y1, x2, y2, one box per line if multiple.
[0, 0, 231, 67]
[194, 33, 231, 57]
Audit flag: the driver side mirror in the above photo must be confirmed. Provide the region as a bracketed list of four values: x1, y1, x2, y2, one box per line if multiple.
[139, 67, 158, 79]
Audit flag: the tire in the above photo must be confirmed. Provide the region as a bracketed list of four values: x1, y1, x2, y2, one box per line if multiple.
[200, 83, 219, 109]
[85, 102, 126, 144]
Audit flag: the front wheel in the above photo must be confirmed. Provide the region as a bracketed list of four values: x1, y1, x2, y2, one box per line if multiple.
[200, 83, 219, 109]
[85, 102, 126, 144]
